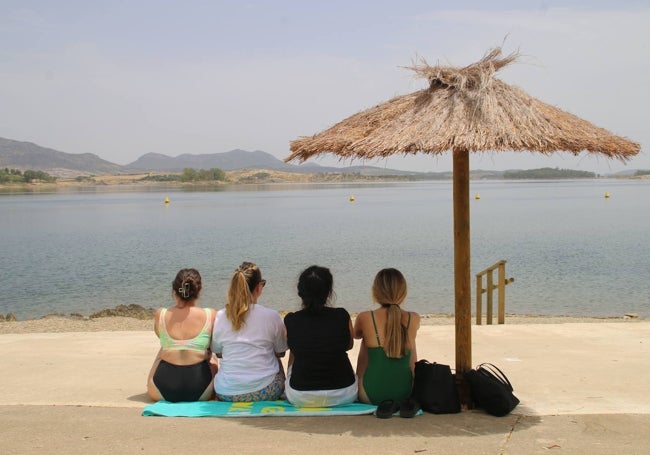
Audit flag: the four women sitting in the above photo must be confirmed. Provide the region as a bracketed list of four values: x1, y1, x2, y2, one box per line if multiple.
[147, 264, 420, 410]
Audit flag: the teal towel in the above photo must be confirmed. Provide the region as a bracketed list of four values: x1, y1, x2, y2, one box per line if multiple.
[142, 400, 378, 417]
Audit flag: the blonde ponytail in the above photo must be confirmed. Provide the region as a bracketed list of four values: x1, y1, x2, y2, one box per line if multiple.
[384, 304, 407, 358]
[372, 268, 408, 358]
[225, 262, 262, 331]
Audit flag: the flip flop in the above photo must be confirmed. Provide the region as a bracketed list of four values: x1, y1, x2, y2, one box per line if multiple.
[376, 399, 400, 419]
[399, 397, 420, 418]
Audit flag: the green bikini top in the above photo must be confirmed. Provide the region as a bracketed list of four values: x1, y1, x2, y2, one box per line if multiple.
[158, 308, 212, 352]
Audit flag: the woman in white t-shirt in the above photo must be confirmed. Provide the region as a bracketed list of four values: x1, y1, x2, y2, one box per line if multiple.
[211, 261, 288, 401]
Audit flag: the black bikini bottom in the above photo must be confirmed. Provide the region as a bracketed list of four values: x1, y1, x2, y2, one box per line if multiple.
[153, 359, 212, 402]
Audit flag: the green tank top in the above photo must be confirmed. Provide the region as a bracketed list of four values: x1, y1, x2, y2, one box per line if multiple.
[362, 311, 413, 404]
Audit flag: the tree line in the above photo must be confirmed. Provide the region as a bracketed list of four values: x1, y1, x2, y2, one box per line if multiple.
[139, 167, 226, 182]
[0, 168, 57, 183]
[503, 167, 596, 179]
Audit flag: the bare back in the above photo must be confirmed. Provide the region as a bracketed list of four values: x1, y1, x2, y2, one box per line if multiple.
[354, 308, 420, 349]
[155, 306, 215, 365]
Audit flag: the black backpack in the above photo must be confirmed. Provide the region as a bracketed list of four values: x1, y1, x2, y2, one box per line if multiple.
[413, 360, 461, 414]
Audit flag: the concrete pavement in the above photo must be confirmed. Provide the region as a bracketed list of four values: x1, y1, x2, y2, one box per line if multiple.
[1, 321, 648, 454]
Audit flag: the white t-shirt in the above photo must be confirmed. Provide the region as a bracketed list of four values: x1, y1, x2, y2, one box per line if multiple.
[212, 303, 288, 395]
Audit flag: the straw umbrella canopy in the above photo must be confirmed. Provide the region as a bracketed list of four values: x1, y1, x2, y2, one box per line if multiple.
[285, 48, 640, 391]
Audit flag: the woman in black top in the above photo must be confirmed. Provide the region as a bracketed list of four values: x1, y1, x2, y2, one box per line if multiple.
[284, 265, 358, 407]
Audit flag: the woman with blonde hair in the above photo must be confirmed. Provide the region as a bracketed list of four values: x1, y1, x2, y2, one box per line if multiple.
[354, 268, 420, 415]
[212, 261, 288, 401]
[147, 268, 217, 402]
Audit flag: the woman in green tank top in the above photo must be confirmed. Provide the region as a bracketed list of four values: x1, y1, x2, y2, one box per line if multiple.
[353, 268, 421, 405]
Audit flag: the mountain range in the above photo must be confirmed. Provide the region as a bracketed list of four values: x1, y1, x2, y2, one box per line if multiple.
[2, 136, 640, 179]
[0, 137, 420, 177]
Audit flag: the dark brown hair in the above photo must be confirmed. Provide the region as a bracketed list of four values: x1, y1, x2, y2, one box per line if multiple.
[297, 265, 333, 313]
[172, 268, 202, 307]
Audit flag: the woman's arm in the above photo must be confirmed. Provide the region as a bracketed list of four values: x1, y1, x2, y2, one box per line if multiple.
[273, 312, 289, 356]
[408, 312, 421, 371]
[205, 308, 218, 360]
[153, 308, 163, 337]
[355, 339, 371, 404]
[355, 339, 368, 377]
[353, 311, 367, 340]
[210, 312, 222, 357]
[347, 317, 354, 350]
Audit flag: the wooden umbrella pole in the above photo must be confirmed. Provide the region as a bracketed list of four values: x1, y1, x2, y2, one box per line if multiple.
[453, 149, 472, 406]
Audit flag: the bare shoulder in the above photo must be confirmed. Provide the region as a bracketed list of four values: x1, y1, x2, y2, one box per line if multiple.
[153, 308, 164, 333]
[353, 311, 370, 337]
[408, 311, 421, 329]
[355, 311, 370, 324]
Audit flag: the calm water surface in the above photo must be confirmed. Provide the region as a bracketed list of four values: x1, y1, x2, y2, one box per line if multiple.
[1, 180, 648, 319]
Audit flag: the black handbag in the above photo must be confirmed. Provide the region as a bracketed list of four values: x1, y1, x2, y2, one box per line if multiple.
[465, 363, 519, 416]
[413, 360, 461, 414]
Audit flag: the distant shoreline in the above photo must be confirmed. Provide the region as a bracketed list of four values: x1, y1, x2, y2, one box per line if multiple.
[2, 169, 648, 192]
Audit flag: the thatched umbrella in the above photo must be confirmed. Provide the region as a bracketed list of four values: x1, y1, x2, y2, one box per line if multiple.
[285, 48, 640, 400]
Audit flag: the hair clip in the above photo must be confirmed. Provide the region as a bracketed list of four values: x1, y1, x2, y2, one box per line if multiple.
[179, 282, 190, 299]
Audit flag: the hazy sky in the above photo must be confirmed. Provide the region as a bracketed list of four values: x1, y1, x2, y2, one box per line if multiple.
[1, 0, 648, 173]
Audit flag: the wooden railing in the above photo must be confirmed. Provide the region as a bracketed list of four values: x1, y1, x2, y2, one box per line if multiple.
[475, 260, 514, 325]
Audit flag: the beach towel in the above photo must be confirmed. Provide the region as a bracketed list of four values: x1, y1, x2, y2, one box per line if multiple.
[142, 400, 378, 417]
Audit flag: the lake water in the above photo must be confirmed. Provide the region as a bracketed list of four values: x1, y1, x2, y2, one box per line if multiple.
[1, 179, 648, 320]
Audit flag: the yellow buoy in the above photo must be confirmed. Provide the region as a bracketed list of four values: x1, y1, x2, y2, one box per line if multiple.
[604, 192, 610, 199]
[349, 195, 355, 202]
[164, 197, 170, 204]
[475, 193, 481, 200]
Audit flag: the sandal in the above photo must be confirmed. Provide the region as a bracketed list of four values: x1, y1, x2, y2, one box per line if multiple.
[399, 397, 420, 418]
[376, 399, 400, 419]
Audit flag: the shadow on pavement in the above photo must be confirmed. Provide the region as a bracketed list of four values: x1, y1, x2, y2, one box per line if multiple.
[233, 410, 540, 437]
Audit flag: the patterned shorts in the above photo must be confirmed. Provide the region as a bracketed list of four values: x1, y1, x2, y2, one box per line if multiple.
[217, 371, 285, 402]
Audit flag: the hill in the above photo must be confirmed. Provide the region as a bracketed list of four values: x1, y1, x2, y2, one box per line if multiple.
[126, 149, 424, 176]
[127, 149, 294, 172]
[0, 137, 128, 177]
